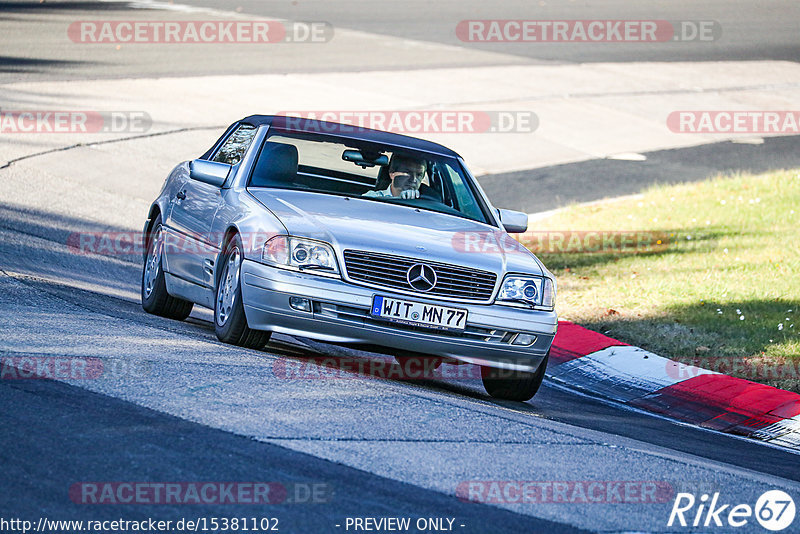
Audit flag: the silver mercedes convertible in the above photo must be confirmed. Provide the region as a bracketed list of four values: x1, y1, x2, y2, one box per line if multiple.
[141, 115, 557, 400]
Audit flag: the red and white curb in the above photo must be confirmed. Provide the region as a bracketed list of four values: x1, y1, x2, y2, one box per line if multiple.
[549, 321, 800, 451]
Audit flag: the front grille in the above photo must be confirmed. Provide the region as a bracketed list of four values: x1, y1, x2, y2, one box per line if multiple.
[343, 250, 497, 301]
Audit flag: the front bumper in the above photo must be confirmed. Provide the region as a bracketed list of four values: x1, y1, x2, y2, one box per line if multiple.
[240, 259, 557, 372]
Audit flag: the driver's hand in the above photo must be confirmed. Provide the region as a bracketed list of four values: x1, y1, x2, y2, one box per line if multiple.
[400, 189, 420, 199]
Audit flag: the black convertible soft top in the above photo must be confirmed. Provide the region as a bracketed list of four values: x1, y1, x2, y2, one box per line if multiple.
[201, 115, 462, 160]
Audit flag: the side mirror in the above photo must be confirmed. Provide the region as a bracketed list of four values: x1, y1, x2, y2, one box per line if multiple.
[190, 159, 231, 187]
[498, 208, 528, 233]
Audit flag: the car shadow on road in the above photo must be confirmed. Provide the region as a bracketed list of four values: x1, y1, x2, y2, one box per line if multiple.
[269, 337, 545, 408]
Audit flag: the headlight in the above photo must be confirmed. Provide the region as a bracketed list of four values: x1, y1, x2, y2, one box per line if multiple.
[262, 236, 339, 275]
[497, 275, 555, 310]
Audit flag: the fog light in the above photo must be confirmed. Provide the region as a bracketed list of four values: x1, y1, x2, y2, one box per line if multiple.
[511, 333, 536, 346]
[289, 297, 312, 312]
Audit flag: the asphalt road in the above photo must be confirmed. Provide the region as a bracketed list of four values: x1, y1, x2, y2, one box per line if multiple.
[2, 0, 800, 82]
[481, 135, 800, 213]
[2, 378, 586, 534]
[182, 0, 800, 62]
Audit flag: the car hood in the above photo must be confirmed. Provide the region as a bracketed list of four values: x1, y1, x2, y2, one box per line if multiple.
[248, 188, 543, 276]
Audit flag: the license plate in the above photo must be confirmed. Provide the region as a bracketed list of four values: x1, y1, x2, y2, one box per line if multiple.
[370, 295, 468, 331]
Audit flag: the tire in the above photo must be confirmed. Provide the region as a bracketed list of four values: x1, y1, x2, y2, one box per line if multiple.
[141, 216, 193, 320]
[481, 350, 549, 402]
[214, 234, 271, 350]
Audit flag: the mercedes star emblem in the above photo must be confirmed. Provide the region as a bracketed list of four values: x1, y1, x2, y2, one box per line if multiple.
[407, 263, 437, 292]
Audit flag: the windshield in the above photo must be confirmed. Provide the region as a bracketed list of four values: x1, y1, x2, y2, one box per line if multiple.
[247, 132, 491, 225]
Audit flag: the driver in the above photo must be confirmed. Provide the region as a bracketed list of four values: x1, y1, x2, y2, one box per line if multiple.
[363, 155, 426, 199]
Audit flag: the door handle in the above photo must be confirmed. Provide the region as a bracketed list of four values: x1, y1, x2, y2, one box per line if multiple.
[176, 190, 186, 200]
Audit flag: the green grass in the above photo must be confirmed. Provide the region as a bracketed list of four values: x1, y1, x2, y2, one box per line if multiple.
[522, 169, 800, 392]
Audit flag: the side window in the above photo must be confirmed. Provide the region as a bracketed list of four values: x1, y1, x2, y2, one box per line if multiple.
[212, 124, 257, 166]
[444, 163, 484, 222]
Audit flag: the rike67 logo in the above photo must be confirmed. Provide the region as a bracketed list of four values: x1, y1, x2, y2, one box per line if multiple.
[668, 490, 795, 531]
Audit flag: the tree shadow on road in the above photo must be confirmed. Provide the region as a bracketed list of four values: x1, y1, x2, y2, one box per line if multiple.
[528, 226, 725, 271]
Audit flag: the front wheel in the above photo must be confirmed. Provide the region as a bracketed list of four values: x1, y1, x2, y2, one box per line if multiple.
[214, 234, 271, 350]
[481, 351, 549, 402]
[141, 216, 193, 320]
